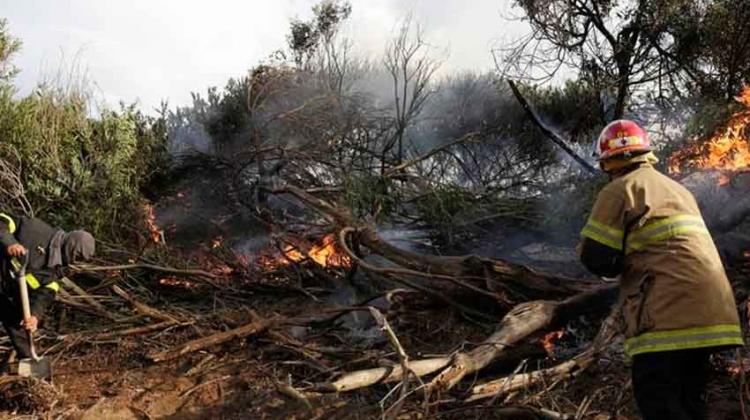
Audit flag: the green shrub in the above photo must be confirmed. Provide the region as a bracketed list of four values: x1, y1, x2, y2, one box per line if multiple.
[0, 83, 168, 243]
[414, 185, 476, 243]
[343, 174, 395, 220]
[0, 20, 169, 244]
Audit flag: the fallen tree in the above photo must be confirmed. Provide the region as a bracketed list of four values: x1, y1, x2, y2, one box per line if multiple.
[274, 185, 598, 300]
[266, 184, 620, 400]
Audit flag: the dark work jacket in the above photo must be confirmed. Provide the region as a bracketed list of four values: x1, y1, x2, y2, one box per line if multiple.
[0, 216, 61, 316]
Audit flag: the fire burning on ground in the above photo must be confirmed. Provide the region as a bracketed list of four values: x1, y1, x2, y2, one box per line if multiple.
[260, 233, 351, 270]
[541, 329, 565, 359]
[142, 204, 165, 244]
[669, 86, 750, 184]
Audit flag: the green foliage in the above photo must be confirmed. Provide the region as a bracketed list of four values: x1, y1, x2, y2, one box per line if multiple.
[519, 80, 604, 146]
[414, 185, 477, 243]
[343, 174, 395, 220]
[0, 84, 169, 242]
[287, 0, 351, 66]
[697, 0, 750, 97]
[204, 78, 252, 147]
[0, 21, 168, 244]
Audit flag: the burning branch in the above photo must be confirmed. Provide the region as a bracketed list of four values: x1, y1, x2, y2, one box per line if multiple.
[260, 233, 351, 270]
[669, 86, 750, 179]
[541, 329, 565, 359]
[142, 203, 165, 245]
[263, 185, 625, 402]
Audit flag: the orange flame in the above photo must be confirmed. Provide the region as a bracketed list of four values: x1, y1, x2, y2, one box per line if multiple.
[260, 233, 351, 270]
[541, 329, 565, 358]
[305, 234, 350, 268]
[669, 86, 750, 179]
[142, 204, 164, 245]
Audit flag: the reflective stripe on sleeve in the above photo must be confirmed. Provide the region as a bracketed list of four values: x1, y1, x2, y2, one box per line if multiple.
[45, 281, 60, 293]
[580, 218, 624, 251]
[24, 273, 40, 289]
[0, 213, 16, 234]
[624, 324, 743, 356]
[10, 258, 58, 292]
[626, 215, 710, 253]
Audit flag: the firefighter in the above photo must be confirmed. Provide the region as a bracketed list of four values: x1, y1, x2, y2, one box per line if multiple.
[0, 213, 95, 360]
[578, 119, 743, 420]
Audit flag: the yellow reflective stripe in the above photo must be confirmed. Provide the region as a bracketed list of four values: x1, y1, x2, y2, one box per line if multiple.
[24, 273, 40, 289]
[587, 219, 624, 238]
[624, 324, 743, 356]
[608, 135, 643, 149]
[629, 215, 705, 239]
[0, 213, 16, 234]
[580, 218, 624, 251]
[9, 259, 36, 288]
[10, 258, 57, 292]
[627, 215, 710, 253]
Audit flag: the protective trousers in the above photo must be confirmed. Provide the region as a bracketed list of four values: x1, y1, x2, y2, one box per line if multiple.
[632, 348, 711, 420]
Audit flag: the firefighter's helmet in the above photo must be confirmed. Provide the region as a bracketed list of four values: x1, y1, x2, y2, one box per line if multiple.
[595, 119, 650, 160]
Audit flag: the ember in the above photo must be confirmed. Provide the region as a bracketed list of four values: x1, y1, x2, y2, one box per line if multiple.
[182, 248, 235, 277]
[541, 329, 565, 359]
[159, 276, 199, 289]
[669, 86, 750, 179]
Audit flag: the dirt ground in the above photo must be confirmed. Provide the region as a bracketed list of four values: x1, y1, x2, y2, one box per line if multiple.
[0, 264, 746, 419]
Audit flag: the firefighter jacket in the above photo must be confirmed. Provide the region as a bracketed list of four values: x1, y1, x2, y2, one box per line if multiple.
[0, 214, 61, 316]
[579, 163, 743, 357]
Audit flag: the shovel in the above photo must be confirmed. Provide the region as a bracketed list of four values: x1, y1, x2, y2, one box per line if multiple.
[15, 253, 52, 380]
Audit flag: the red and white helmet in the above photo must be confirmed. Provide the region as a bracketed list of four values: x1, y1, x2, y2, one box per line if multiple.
[595, 119, 650, 160]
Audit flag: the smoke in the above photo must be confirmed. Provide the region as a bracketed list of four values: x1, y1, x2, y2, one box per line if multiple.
[377, 228, 432, 253]
[680, 170, 750, 262]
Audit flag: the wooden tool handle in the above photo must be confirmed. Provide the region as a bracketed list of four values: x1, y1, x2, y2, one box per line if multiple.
[16, 254, 40, 360]
[17, 253, 31, 319]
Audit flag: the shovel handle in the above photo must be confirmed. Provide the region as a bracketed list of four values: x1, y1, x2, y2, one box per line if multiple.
[17, 253, 31, 318]
[16, 253, 41, 361]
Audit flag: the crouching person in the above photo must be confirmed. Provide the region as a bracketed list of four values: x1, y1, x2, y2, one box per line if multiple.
[0, 213, 95, 359]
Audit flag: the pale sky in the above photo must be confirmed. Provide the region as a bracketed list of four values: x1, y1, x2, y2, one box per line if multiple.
[1, 0, 530, 112]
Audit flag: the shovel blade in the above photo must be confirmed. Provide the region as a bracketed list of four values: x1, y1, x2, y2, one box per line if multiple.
[17, 357, 52, 380]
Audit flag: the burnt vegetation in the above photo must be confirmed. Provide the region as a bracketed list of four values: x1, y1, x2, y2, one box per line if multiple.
[1, 0, 750, 417]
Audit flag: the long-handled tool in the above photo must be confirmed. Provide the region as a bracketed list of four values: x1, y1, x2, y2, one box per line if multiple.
[15, 253, 52, 379]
